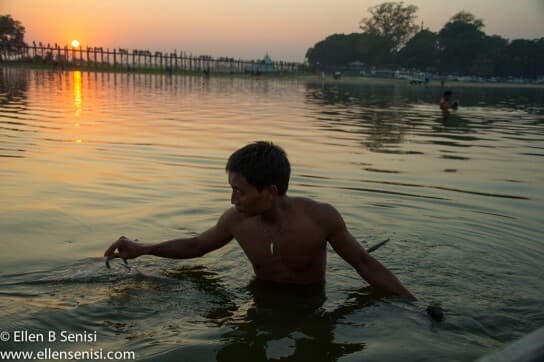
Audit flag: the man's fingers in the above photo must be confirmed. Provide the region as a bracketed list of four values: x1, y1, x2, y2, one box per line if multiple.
[103, 240, 120, 258]
[105, 251, 121, 259]
[104, 253, 123, 269]
[104, 236, 130, 258]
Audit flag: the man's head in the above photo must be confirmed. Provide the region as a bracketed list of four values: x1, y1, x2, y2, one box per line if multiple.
[443, 90, 453, 100]
[226, 141, 291, 214]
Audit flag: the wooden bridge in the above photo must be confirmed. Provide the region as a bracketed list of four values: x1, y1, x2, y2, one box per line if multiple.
[1, 42, 303, 74]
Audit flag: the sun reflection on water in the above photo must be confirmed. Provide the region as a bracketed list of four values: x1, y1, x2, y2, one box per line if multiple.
[73, 71, 82, 117]
[73, 71, 83, 143]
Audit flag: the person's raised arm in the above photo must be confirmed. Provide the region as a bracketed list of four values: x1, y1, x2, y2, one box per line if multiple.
[104, 209, 235, 261]
[323, 204, 416, 301]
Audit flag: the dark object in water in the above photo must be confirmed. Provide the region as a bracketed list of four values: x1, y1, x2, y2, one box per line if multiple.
[367, 238, 390, 253]
[451, 101, 459, 110]
[426, 303, 445, 321]
[366, 239, 445, 322]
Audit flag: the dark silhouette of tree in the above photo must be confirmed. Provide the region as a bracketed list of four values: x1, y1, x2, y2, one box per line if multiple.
[438, 11, 486, 74]
[359, 1, 419, 52]
[0, 15, 26, 61]
[353, 33, 394, 66]
[306, 3, 542, 79]
[397, 29, 439, 71]
[305, 33, 393, 69]
[497, 38, 544, 78]
[447, 11, 484, 29]
[306, 34, 358, 68]
[470, 35, 508, 77]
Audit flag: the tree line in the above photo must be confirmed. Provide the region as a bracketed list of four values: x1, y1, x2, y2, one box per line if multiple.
[0, 15, 25, 61]
[305, 2, 544, 79]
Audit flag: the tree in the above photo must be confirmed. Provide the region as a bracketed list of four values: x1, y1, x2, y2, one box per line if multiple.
[353, 33, 394, 66]
[398, 29, 439, 71]
[498, 38, 544, 78]
[438, 11, 486, 74]
[359, 2, 419, 51]
[305, 33, 393, 69]
[306, 34, 357, 68]
[306, 4, 543, 79]
[0, 15, 26, 57]
[470, 35, 508, 77]
[447, 11, 484, 29]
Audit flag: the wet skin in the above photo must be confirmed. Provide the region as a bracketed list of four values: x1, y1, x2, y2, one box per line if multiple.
[104, 172, 416, 300]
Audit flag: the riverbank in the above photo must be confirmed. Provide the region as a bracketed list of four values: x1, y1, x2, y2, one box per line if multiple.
[310, 75, 544, 89]
[0, 61, 309, 79]
[3, 62, 543, 89]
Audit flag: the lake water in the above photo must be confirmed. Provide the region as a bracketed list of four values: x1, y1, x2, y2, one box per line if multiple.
[1, 68, 543, 361]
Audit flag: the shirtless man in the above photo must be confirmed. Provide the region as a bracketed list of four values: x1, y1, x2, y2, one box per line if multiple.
[104, 141, 416, 301]
[440, 90, 459, 117]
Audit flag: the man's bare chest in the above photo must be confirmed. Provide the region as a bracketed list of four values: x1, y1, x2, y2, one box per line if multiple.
[233, 219, 327, 269]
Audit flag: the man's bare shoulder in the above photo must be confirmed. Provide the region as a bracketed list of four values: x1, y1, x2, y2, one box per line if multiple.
[218, 207, 246, 229]
[289, 197, 343, 226]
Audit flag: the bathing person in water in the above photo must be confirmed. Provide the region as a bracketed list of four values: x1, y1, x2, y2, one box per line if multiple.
[440, 90, 459, 117]
[104, 141, 416, 301]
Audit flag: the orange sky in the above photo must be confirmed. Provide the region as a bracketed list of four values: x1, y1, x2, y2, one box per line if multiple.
[3, 0, 543, 61]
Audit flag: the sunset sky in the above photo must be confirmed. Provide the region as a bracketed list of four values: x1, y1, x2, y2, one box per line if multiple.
[3, 0, 543, 62]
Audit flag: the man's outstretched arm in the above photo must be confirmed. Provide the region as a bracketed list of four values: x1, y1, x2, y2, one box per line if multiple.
[323, 204, 416, 301]
[104, 209, 234, 261]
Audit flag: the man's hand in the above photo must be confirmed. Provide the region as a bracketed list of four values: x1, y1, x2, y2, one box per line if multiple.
[104, 236, 148, 261]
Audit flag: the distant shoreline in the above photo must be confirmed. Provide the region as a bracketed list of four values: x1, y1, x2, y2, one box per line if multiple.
[2, 62, 543, 89]
[0, 61, 307, 79]
[305, 75, 544, 89]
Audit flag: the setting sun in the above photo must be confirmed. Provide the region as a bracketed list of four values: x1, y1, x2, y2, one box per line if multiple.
[71, 39, 80, 48]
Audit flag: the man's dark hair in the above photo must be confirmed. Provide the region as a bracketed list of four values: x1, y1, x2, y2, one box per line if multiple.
[226, 141, 291, 195]
[443, 90, 453, 97]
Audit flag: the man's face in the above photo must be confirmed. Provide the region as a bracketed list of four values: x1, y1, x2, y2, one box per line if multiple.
[228, 172, 273, 216]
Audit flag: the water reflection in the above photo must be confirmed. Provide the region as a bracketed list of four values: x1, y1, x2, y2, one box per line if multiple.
[1, 69, 543, 362]
[73, 71, 82, 117]
[0, 68, 29, 103]
[304, 82, 413, 154]
[303, 80, 544, 158]
[434, 115, 472, 133]
[215, 280, 371, 361]
[157, 266, 370, 361]
[0, 68, 29, 158]
[305, 79, 544, 111]
[72, 71, 84, 143]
